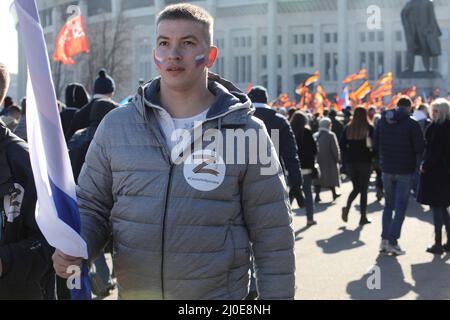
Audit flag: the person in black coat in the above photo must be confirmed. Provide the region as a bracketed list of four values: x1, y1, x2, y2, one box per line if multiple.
[248, 86, 304, 207]
[0, 63, 55, 299]
[340, 107, 375, 226]
[417, 98, 450, 254]
[291, 111, 317, 226]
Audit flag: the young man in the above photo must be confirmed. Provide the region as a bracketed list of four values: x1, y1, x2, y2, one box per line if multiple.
[374, 96, 424, 255]
[53, 4, 295, 300]
[0, 62, 55, 299]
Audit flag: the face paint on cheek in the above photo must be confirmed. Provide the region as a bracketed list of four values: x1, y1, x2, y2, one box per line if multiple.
[154, 54, 163, 68]
[195, 54, 206, 67]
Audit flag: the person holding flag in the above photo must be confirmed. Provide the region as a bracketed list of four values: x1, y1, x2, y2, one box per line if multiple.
[53, 3, 295, 300]
[0, 62, 55, 300]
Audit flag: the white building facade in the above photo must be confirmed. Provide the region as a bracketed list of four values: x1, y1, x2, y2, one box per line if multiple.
[22, 0, 450, 101]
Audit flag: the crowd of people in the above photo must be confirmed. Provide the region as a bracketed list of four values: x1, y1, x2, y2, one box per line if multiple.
[0, 3, 450, 300]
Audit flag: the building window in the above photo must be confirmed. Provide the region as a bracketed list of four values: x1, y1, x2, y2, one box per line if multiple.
[234, 38, 239, 47]
[293, 34, 298, 45]
[301, 54, 306, 67]
[377, 52, 384, 77]
[247, 36, 252, 47]
[333, 52, 338, 81]
[262, 55, 267, 69]
[309, 53, 314, 67]
[138, 39, 152, 81]
[377, 31, 384, 42]
[214, 57, 224, 76]
[360, 32, 366, 42]
[277, 75, 282, 96]
[246, 56, 252, 83]
[278, 55, 282, 69]
[278, 35, 282, 45]
[395, 51, 403, 74]
[241, 56, 246, 83]
[39, 8, 52, 27]
[360, 52, 367, 69]
[88, 0, 112, 16]
[261, 75, 268, 89]
[240, 37, 246, 47]
[262, 35, 267, 46]
[325, 53, 331, 81]
[293, 54, 298, 68]
[309, 34, 314, 44]
[325, 33, 331, 43]
[369, 52, 376, 80]
[301, 34, 306, 44]
[122, 0, 154, 10]
[368, 31, 375, 42]
[396, 31, 403, 42]
[333, 33, 338, 43]
[234, 57, 239, 82]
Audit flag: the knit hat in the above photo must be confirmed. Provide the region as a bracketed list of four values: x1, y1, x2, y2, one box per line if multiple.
[247, 86, 268, 104]
[319, 117, 332, 129]
[94, 69, 115, 95]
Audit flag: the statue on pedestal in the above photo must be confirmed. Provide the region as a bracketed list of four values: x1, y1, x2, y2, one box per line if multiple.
[401, 0, 442, 72]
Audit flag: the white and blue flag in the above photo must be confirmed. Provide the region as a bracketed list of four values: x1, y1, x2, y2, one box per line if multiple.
[14, 0, 91, 300]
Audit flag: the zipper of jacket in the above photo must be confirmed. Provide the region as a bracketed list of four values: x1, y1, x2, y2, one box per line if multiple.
[161, 164, 173, 300]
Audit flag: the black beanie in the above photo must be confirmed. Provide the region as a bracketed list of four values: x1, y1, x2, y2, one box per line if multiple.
[248, 86, 268, 104]
[94, 69, 115, 95]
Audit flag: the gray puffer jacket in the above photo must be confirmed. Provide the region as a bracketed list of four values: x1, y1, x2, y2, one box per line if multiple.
[77, 73, 295, 300]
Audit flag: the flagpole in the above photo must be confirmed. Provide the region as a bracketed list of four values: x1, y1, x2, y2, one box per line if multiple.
[13, 0, 91, 300]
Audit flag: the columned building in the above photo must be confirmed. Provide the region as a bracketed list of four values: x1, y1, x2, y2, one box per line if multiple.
[26, 0, 450, 101]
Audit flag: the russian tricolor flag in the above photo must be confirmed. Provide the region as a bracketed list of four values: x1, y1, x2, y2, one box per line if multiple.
[14, 0, 91, 300]
[337, 86, 350, 111]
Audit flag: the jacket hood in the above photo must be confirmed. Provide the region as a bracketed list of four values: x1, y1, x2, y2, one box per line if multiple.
[130, 72, 254, 126]
[382, 107, 410, 125]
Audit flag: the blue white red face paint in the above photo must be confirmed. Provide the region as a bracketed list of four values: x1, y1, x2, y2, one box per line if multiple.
[154, 54, 163, 68]
[154, 53, 206, 68]
[195, 54, 206, 67]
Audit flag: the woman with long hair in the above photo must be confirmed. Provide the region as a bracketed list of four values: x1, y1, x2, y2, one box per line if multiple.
[340, 106, 375, 225]
[290, 111, 318, 226]
[417, 99, 450, 254]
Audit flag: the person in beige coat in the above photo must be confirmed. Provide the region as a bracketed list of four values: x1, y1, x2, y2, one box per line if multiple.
[313, 117, 341, 203]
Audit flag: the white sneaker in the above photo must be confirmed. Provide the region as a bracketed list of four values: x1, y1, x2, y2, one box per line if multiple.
[379, 240, 389, 253]
[387, 244, 406, 256]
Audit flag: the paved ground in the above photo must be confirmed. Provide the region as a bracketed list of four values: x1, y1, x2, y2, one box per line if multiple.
[99, 175, 450, 300]
[292, 175, 450, 300]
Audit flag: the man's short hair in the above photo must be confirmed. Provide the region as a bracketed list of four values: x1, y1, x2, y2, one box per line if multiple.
[0, 63, 10, 105]
[156, 3, 214, 47]
[397, 96, 412, 109]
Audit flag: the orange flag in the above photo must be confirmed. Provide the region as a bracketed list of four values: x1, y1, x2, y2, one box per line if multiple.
[305, 71, 320, 86]
[342, 69, 367, 84]
[53, 15, 89, 65]
[351, 81, 371, 100]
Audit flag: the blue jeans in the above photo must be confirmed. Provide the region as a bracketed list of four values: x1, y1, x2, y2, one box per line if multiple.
[381, 173, 413, 245]
[302, 173, 314, 221]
